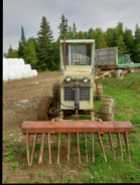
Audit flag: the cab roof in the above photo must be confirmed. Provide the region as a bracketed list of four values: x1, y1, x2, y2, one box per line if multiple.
[60, 39, 95, 44]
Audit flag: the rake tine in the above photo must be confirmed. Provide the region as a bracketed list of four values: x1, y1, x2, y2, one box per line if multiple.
[30, 134, 37, 166]
[98, 132, 107, 162]
[117, 133, 123, 161]
[48, 133, 52, 164]
[38, 133, 45, 164]
[67, 133, 71, 162]
[123, 132, 131, 162]
[26, 131, 31, 166]
[77, 133, 81, 164]
[85, 134, 89, 163]
[57, 133, 61, 164]
[108, 132, 116, 160]
[92, 134, 95, 163]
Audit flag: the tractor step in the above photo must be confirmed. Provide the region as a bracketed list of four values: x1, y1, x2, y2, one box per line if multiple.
[21, 120, 133, 166]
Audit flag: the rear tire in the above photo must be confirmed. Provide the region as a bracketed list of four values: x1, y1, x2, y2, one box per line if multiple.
[52, 81, 60, 103]
[37, 96, 53, 120]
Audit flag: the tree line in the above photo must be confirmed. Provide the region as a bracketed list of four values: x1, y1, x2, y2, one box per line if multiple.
[5, 15, 140, 71]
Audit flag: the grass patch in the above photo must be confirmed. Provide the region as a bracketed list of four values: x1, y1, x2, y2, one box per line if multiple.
[3, 72, 140, 183]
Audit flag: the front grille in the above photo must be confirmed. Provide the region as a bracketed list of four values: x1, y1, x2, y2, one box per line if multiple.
[80, 87, 90, 100]
[64, 87, 74, 100]
[64, 87, 90, 101]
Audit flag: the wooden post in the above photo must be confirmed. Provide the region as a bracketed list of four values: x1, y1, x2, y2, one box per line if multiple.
[85, 134, 89, 162]
[67, 133, 71, 162]
[91, 111, 95, 121]
[123, 132, 131, 162]
[48, 133, 52, 164]
[38, 133, 45, 164]
[108, 132, 116, 160]
[77, 133, 81, 164]
[92, 134, 95, 163]
[60, 111, 64, 120]
[117, 133, 123, 161]
[57, 133, 61, 164]
[30, 134, 37, 166]
[26, 131, 30, 166]
[98, 132, 107, 162]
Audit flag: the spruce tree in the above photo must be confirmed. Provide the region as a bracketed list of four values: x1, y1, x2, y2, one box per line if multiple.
[18, 26, 26, 58]
[37, 16, 53, 70]
[133, 25, 140, 63]
[24, 38, 38, 68]
[59, 14, 68, 39]
[6, 45, 18, 58]
[116, 35, 127, 54]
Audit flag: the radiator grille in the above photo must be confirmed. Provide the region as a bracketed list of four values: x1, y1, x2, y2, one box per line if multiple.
[64, 87, 74, 100]
[64, 87, 90, 101]
[80, 87, 90, 100]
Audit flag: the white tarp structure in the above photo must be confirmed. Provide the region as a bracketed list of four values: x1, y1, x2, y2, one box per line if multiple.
[3, 58, 38, 81]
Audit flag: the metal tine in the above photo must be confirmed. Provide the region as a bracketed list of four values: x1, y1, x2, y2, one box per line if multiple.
[57, 133, 61, 164]
[38, 133, 46, 164]
[98, 132, 107, 162]
[117, 133, 124, 161]
[48, 133, 52, 164]
[26, 131, 30, 166]
[108, 132, 116, 160]
[85, 133, 89, 163]
[30, 134, 37, 166]
[67, 133, 71, 162]
[92, 134, 95, 163]
[77, 133, 81, 164]
[123, 132, 131, 162]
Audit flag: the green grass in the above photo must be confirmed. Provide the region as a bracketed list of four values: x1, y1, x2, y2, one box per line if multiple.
[3, 72, 140, 183]
[85, 72, 140, 183]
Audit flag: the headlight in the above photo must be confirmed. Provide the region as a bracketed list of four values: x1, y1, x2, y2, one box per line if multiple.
[65, 76, 71, 82]
[83, 77, 89, 83]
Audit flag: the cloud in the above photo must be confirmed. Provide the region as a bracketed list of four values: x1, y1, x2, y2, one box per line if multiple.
[3, 0, 140, 52]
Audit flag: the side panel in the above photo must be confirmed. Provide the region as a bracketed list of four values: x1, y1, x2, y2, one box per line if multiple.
[95, 47, 118, 67]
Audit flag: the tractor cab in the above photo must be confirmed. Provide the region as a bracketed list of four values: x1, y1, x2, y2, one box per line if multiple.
[60, 40, 95, 77]
[59, 40, 95, 119]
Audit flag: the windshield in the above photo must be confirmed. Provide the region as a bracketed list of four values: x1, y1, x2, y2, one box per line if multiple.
[64, 44, 92, 65]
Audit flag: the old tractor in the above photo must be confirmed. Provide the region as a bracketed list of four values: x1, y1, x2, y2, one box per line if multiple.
[59, 39, 96, 120]
[21, 39, 133, 166]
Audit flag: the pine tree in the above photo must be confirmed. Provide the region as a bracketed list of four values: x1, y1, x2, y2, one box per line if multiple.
[37, 16, 53, 70]
[133, 25, 140, 63]
[21, 26, 26, 42]
[124, 29, 134, 51]
[59, 14, 68, 39]
[5, 45, 18, 58]
[87, 28, 94, 39]
[24, 38, 38, 68]
[72, 22, 77, 38]
[116, 35, 127, 54]
[93, 28, 108, 48]
[18, 26, 26, 58]
[106, 28, 116, 47]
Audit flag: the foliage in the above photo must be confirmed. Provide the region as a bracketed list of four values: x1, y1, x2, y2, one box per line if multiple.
[36, 16, 54, 71]
[59, 14, 69, 39]
[133, 25, 140, 63]
[4, 45, 19, 58]
[5, 16, 140, 70]
[18, 26, 26, 58]
[24, 38, 38, 69]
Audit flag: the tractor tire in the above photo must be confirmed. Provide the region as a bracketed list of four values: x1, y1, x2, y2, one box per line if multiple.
[47, 82, 61, 119]
[37, 96, 53, 120]
[52, 81, 60, 103]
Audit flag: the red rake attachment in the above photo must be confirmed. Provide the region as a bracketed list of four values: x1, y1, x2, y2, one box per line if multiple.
[21, 120, 133, 166]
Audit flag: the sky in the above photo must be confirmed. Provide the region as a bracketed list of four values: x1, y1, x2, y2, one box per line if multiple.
[3, 0, 140, 53]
